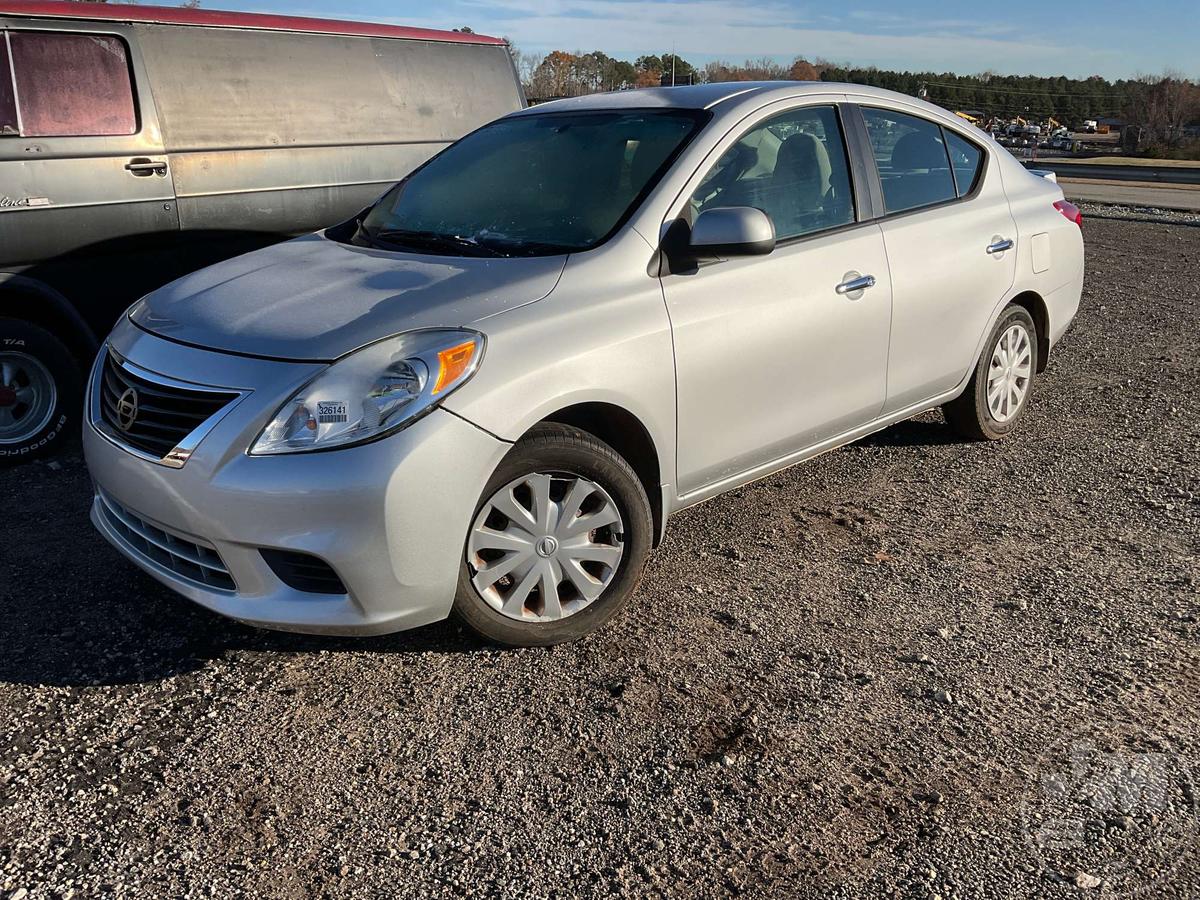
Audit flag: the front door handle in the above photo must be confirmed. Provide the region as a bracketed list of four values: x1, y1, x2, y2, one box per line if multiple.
[835, 273, 876, 296]
[125, 158, 168, 177]
[986, 238, 1014, 254]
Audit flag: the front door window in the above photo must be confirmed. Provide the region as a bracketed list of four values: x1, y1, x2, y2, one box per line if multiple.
[690, 105, 855, 239]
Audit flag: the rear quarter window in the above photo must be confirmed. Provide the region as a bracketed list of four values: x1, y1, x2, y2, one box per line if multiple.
[9, 32, 137, 137]
[944, 129, 984, 196]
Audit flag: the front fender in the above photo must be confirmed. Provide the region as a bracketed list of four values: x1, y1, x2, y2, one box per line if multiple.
[443, 236, 678, 495]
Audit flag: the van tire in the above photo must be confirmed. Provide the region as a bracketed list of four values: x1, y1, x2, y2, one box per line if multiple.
[0, 318, 82, 465]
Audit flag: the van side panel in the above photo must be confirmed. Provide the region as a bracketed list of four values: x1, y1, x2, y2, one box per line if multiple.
[136, 25, 523, 236]
[0, 17, 180, 340]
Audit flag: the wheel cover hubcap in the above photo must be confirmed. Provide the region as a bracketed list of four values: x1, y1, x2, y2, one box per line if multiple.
[986, 323, 1032, 424]
[0, 352, 57, 444]
[467, 472, 625, 622]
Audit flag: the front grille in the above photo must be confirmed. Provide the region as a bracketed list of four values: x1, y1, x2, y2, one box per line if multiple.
[98, 491, 235, 592]
[260, 549, 348, 595]
[99, 352, 237, 460]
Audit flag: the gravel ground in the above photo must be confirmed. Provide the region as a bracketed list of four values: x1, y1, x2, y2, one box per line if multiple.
[2, 216, 1198, 899]
[1077, 201, 1200, 227]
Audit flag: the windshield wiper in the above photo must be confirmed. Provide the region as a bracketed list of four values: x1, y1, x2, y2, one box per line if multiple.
[371, 229, 506, 258]
[349, 214, 375, 248]
[482, 239, 578, 256]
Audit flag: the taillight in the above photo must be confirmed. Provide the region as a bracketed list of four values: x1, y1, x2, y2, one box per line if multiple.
[1054, 199, 1083, 227]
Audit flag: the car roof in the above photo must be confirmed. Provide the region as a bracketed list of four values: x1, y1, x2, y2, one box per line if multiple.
[513, 81, 995, 145]
[0, 0, 506, 45]
[513, 82, 799, 114]
[513, 81, 953, 116]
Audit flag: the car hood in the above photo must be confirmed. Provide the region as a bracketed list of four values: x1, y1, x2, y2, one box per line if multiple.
[130, 233, 568, 360]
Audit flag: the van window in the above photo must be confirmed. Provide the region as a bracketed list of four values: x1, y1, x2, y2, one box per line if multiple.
[861, 108, 956, 214]
[0, 37, 17, 135]
[9, 32, 136, 137]
[944, 129, 983, 196]
[690, 105, 855, 240]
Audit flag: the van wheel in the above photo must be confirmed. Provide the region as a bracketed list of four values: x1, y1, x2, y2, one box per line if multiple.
[0, 318, 82, 465]
[944, 304, 1038, 441]
[453, 423, 653, 647]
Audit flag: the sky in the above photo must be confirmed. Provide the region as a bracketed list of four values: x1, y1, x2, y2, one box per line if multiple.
[219, 0, 1194, 81]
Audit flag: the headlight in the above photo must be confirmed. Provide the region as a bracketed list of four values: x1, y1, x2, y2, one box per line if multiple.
[250, 329, 484, 455]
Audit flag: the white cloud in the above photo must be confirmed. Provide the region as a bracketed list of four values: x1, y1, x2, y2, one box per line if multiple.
[454, 0, 1123, 77]
[245, 0, 1146, 78]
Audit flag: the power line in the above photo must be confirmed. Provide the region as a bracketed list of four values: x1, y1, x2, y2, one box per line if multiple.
[921, 79, 1126, 99]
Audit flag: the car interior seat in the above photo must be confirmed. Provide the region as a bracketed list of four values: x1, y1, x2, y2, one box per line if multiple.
[881, 131, 957, 212]
[765, 132, 836, 233]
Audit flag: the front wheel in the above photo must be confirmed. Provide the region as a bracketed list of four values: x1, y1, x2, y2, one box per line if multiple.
[453, 423, 653, 647]
[944, 304, 1038, 441]
[0, 318, 82, 465]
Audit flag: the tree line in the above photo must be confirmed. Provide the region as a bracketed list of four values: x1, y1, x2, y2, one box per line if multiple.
[516, 47, 1199, 145]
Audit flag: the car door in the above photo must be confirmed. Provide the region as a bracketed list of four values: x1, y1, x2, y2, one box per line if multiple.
[660, 102, 892, 497]
[0, 21, 179, 336]
[854, 105, 1018, 414]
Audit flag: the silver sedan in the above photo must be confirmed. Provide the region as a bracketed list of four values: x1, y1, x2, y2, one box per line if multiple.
[84, 82, 1084, 645]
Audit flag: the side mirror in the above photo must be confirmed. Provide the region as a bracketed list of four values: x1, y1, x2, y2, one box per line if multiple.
[689, 206, 775, 257]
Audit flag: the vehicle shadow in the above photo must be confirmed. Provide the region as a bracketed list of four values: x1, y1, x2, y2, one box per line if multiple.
[0, 566, 482, 689]
[0, 456, 482, 688]
[858, 416, 960, 449]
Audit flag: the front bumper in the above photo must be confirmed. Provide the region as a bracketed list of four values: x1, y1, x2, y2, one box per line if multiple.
[84, 320, 509, 636]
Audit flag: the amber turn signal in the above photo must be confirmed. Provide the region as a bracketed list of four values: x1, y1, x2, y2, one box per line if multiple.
[432, 340, 478, 395]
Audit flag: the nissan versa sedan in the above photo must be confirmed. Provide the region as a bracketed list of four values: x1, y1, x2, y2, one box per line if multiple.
[84, 82, 1084, 646]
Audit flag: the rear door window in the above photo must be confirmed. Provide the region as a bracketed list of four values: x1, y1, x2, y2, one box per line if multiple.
[861, 108, 956, 214]
[8, 31, 136, 137]
[0, 35, 17, 135]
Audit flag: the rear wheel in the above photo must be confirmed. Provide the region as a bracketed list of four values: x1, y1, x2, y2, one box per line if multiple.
[453, 423, 652, 646]
[0, 318, 81, 465]
[944, 304, 1038, 441]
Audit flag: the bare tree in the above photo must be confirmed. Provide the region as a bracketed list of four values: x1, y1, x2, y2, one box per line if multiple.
[703, 57, 789, 83]
[513, 49, 544, 94]
[1124, 71, 1200, 151]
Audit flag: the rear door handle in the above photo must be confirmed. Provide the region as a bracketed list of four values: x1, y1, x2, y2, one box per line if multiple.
[835, 273, 876, 295]
[986, 238, 1014, 254]
[125, 158, 168, 177]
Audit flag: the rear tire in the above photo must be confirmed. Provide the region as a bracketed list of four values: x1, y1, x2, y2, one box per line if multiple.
[0, 318, 81, 465]
[944, 304, 1038, 441]
[453, 423, 653, 647]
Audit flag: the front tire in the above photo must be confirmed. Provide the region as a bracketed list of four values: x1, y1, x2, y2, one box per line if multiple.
[453, 423, 653, 647]
[0, 318, 82, 465]
[944, 304, 1038, 441]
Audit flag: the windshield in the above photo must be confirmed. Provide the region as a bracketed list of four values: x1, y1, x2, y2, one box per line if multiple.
[356, 109, 707, 257]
